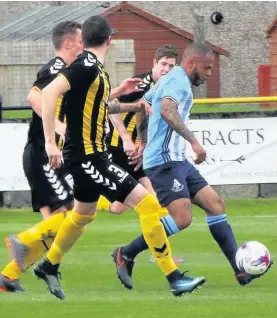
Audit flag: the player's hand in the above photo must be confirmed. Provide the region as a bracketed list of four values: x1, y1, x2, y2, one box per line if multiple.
[128, 142, 145, 171]
[191, 141, 206, 165]
[140, 99, 152, 115]
[119, 78, 144, 95]
[123, 136, 136, 156]
[45, 142, 62, 169]
[55, 120, 66, 141]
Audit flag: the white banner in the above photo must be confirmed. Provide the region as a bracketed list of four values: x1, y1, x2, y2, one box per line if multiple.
[0, 123, 30, 191]
[186, 117, 277, 185]
[0, 118, 277, 191]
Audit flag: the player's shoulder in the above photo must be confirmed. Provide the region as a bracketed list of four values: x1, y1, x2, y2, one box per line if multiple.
[166, 66, 189, 86]
[38, 57, 66, 77]
[70, 51, 99, 71]
[134, 70, 153, 89]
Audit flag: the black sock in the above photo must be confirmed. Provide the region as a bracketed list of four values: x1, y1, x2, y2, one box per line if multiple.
[207, 214, 239, 274]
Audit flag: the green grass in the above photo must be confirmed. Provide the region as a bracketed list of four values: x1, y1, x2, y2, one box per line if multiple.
[3, 110, 32, 119]
[0, 198, 276, 318]
[191, 104, 277, 114]
[2, 104, 277, 119]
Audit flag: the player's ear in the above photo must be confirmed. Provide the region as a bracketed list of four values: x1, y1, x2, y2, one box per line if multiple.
[107, 36, 112, 46]
[62, 37, 71, 50]
[188, 57, 196, 71]
[153, 58, 157, 67]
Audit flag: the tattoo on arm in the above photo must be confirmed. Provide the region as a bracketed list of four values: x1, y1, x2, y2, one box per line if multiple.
[160, 98, 197, 144]
[136, 110, 149, 144]
[108, 100, 143, 114]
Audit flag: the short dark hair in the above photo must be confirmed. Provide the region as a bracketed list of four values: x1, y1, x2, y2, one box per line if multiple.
[52, 21, 82, 50]
[183, 43, 213, 59]
[82, 15, 113, 47]
[154, 45, 179, 61]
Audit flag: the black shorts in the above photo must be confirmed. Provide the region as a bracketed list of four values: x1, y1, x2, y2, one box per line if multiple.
[108, 146, 146, 181]
[23, 142, 74, 213]
[64, 152, 138, 203]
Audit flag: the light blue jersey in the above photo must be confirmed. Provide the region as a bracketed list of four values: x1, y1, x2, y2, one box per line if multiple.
[143, 66, 193, 169]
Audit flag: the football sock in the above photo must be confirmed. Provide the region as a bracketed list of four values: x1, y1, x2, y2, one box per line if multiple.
[206, 214, 239, 274]
[96, 196, 110, 212]
[1, 260, 21, 280]
[18, 212, 68, 245]
[47, 211, 96, 265]
[133, 194, 178, 276]
[158, 207, 169, 218]
[122, 214, 180, 260]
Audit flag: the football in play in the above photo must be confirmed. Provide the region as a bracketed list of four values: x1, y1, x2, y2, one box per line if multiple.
[235, 241, 271, 275]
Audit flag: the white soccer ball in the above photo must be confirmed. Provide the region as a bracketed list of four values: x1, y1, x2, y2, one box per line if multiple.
[235, 241, 271, 275]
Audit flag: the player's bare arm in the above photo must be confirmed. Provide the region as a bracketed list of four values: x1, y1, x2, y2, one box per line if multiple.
[108, 111, 136, 154]
[28, 86, 66, 139]
[107, 99, 146, 114]
[41, 76, 69, 168]
[161, 98, 206, 164]
[27, 88, 43, 117]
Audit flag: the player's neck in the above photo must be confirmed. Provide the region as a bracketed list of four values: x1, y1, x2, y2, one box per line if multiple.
[151, 70, 158, 83]
[55, 50, 73, 66]
[85, 47, 107, 65]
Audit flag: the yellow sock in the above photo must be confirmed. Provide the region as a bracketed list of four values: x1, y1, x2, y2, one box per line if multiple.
[18, 212, 68, 246]
[47, 211, 96, 265]
[96, 196, 110, 211]
[158, 207, 168, 218]
[1, 260, 21, 280]
[135, 194, 177, 276]
[12, 212, 68, 270]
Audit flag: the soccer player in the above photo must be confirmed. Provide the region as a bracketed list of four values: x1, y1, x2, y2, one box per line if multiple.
[0, 32, 149, 294]
[0, 21, 83, 293]
[98, 45, 178, 215]
[112, 43, 273, 290]
[23, 21, 83, 220]
[33, 15, 205, 299]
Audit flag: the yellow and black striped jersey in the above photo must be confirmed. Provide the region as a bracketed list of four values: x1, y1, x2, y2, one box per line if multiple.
[27, 56, 66, 148]
[106, 71, 154, 149]
[60, 51, 111, 161]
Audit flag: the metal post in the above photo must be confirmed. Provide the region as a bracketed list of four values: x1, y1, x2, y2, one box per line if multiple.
[0, 95, 2, 123]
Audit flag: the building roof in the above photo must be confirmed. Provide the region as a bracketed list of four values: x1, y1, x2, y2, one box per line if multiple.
[265, 16, 277, 38]
[0, 2, 110, 41]
[104, 2, 230, 57]
[0, 0, 229, 57]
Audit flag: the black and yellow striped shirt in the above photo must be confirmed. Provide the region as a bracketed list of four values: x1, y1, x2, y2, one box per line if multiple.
[27, 57, 66, 148]
[106, 71, 154, 149]
[60, 51, 110, 161]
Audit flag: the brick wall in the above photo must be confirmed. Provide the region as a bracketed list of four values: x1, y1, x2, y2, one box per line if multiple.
[0, 39, 135, 107]
[270, 30, 277, 96]
[133, 1, 276, 98]
[1, 1, 276, 98]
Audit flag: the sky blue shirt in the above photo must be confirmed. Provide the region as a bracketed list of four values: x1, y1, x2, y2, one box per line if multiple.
[143, 66, 193, 169]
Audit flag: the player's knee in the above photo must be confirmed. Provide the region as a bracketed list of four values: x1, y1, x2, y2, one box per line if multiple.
[70, 211, 96, 227]
[135, 193, 161, 217]
[168, 200, 192, 230]
[109, 202, 127, 215]
[175, 213, 192, 230]
[212, 197, 226, 215]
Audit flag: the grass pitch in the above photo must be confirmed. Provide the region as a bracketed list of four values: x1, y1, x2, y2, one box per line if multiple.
[0, 198, 276, 318]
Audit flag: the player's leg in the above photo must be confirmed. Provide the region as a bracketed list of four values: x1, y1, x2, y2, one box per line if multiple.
[33, 156, 102, 299]
[112, 161, 205, 295]
[191, 181, 273, 284]
[191, 183, 239, 274]
[117, 162, 189, 260]
[1, 146, 74, 292]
